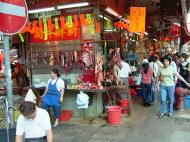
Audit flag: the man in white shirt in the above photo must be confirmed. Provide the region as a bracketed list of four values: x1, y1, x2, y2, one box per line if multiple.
[114, 56, 131, 98]
[16, 101, 53, 142]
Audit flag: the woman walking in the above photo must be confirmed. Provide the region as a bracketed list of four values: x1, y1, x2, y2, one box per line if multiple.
[141, 60, 153, 106]
[42, 68, 65, 127]
[178, 53, 190, 88]
[159, 56, 190, 118]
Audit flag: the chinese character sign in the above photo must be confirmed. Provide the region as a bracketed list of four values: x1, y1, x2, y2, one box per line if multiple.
[21, 14, 101, 42]
[129, 7, 146, 33]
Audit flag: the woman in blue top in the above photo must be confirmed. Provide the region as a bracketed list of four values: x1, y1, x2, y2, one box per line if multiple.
[42, 68, 65, 128]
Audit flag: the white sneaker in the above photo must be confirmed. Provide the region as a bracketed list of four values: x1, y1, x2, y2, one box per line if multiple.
[53, 120, 59, 128]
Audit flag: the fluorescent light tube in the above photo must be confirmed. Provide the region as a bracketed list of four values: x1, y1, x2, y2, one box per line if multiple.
[105, 7, 120, 17]
[29, 7, 55, 13]
[57, 2, 89, 9]
[99, 15, 109, 20]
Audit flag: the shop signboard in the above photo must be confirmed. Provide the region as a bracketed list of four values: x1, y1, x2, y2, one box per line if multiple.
[129, 7, 146, 34]
[0, 0, 28, 35]
[31, 26, 81, 42]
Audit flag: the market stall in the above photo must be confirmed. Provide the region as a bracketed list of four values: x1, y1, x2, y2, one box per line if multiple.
[18, 3, 113, 117]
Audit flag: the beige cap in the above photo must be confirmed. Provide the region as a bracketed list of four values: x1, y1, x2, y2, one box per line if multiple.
[25, 89, 36, 103]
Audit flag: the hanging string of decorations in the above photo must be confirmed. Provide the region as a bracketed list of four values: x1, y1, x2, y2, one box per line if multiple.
[19, 14, 100, 42]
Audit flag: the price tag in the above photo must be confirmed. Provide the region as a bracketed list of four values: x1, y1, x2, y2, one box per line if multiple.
[43, 18, 48, 40]
[54, 17, 59, 30]
[68, 16, 73, 28]
[87, 14, 95, 34]
[18, 33, 24, 43]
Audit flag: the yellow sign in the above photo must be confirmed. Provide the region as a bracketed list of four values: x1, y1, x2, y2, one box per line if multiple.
[129, 7, 146, 33]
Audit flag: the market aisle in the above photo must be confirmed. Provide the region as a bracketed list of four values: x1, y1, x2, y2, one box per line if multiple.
[53, 96, 190, 142]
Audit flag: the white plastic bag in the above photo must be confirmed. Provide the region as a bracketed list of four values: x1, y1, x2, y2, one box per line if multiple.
[76, 91, 89, 109]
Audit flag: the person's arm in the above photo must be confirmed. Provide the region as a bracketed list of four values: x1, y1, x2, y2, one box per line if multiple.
[58, 79, 65, 102]
[46, 129, 53, 142]
[156, 60, 164, 68]
[113, 65, 121, 85]
[16, 116, 24, 142]
[16, 135, 23, 142]
[60, 88, 64, 103]
[42, 80, 51, 97]
[128, 64, 131, 74]
[41, 87, 48, 98]
[175, 72, 190, 87]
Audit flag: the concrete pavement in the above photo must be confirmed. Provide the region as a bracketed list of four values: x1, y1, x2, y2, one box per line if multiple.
[53, 96, 190, 142]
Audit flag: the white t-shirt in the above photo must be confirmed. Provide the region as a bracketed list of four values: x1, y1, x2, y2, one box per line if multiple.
[149, 62, 159, 77]
[47, 78, 65, 92]
[117, 61, 131, 78]
[16, 107, 51, 139]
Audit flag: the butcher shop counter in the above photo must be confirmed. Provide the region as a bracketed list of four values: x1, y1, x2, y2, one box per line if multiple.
[22, 87, 108, 118]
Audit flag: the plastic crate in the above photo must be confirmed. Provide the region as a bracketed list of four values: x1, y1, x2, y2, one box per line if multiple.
[59, 110, 73, 122]
[184, 95, 190, 109]
[0, 128, 16, 142]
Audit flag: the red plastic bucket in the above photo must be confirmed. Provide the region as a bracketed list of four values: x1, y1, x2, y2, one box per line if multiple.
[122, 109, 128, 114]
[107, 106, 122, 125]
[59, 110, 73, 122]
[119, 99, 128, 107]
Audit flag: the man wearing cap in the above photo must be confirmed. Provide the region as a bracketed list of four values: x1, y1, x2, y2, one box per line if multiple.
[16, 90, 53, 142]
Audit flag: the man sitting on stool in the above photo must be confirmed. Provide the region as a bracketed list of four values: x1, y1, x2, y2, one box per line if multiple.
[16, 90, 53, 142]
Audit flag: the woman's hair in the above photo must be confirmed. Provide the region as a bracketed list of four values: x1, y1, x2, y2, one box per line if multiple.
[19, 101, 36, 116]
[181, 53, 188, 60]
[51, 68, 61, 77]
[149, 56, 157, 62]
[142, 63, 149, 74]
[163, 55, 172, 64]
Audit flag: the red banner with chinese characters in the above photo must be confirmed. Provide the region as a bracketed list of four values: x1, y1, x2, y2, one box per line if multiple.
[31, 26, 80, 42]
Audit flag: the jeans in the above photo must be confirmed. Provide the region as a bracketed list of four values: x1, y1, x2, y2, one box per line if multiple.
[151, 78, 158, 103]
[160, 85, 175, 115]
[141, 83, 152, 104]
[120, 78, 128, 99]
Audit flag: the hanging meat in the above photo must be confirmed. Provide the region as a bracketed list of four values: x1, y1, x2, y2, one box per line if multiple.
[113, 48, 122, 68]
[82, 49, 93, 67]
[74, 51, 78, 63]
[61, 52, 65, 67]
[56, 51, 60, 65]
[63, 51, 72, 74]
[43, 52, 48, 64]
[49, 52, 55, 66]
[95, 54, 104, 88]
